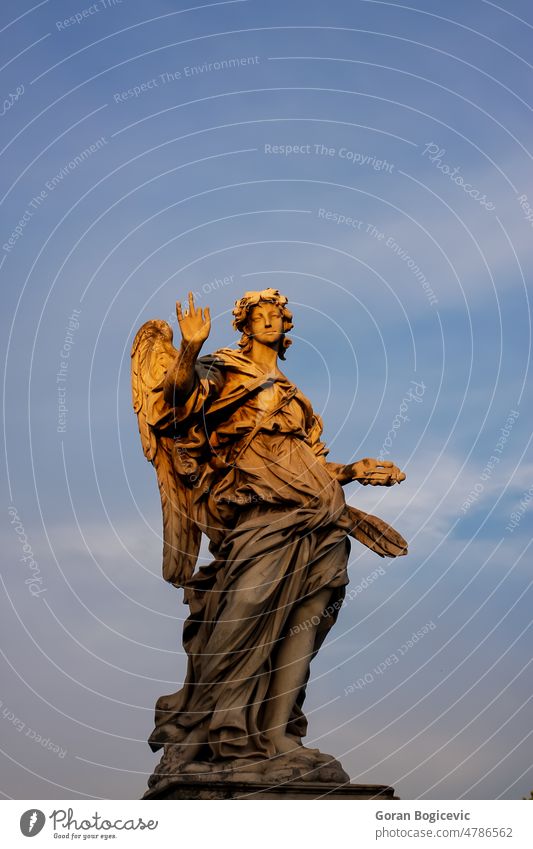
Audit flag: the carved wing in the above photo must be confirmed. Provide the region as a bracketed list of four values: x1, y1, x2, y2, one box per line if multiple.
[131, 319, 202, 589]
[346, 505, 408, 558]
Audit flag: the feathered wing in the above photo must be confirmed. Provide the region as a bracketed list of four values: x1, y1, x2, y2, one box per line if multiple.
[131, 320, 201, 589]
[152, 438, 201, 588]
[346, 505, 408, 558]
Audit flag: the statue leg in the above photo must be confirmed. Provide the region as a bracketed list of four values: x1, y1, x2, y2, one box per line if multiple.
[262, 587, 333, 754]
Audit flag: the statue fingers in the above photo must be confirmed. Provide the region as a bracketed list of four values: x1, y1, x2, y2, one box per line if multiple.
[369, 471, 395, 485]
[188, 290, 199, 318]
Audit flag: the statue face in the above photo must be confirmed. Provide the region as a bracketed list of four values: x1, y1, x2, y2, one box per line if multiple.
[247, 303, 284, 347]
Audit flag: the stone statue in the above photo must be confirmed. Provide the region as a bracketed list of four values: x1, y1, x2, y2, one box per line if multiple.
[131, 289, 407, 798]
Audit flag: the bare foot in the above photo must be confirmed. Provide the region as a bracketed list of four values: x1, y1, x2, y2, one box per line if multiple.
[268, 734, 302, 755]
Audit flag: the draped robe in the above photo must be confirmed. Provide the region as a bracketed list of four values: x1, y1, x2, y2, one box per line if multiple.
[148, 348, 356, 759]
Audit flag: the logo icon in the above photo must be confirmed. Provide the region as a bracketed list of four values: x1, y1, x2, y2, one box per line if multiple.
[20, 810, 46, 837]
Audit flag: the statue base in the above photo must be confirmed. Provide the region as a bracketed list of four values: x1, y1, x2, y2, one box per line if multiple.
[143, 745, 398, 800]
[143, 778, 397, 800]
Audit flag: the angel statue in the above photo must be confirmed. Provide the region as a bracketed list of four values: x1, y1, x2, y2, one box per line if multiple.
[132, 288, 407, 796]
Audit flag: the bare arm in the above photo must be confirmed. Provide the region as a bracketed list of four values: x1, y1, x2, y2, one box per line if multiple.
[306, 415, 406, 487]
[163, 292, 211, 406]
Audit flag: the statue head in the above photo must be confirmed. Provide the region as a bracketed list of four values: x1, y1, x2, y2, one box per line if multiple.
[232, 288, 294, 360]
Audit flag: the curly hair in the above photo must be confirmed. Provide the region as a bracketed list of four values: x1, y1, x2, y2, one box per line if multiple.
[232, 288, 294, 359]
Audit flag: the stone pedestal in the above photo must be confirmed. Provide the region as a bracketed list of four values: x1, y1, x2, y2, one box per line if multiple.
[144, 747, 398, 800]
[143, 778, 397, 800]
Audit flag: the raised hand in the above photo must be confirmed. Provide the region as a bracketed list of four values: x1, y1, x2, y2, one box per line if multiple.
[351, 458, 406, 486]
[176, 291, 211, 350]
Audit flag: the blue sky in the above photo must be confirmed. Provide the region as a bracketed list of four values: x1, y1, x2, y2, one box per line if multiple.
[1, 0, 532, 800]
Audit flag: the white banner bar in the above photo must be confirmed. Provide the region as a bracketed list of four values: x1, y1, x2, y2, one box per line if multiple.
[2, 799, 532, 848]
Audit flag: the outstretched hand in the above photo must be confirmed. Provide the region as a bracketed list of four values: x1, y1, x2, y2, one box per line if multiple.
[176, 291, 211, 350]
[351, 458, 406, 486]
